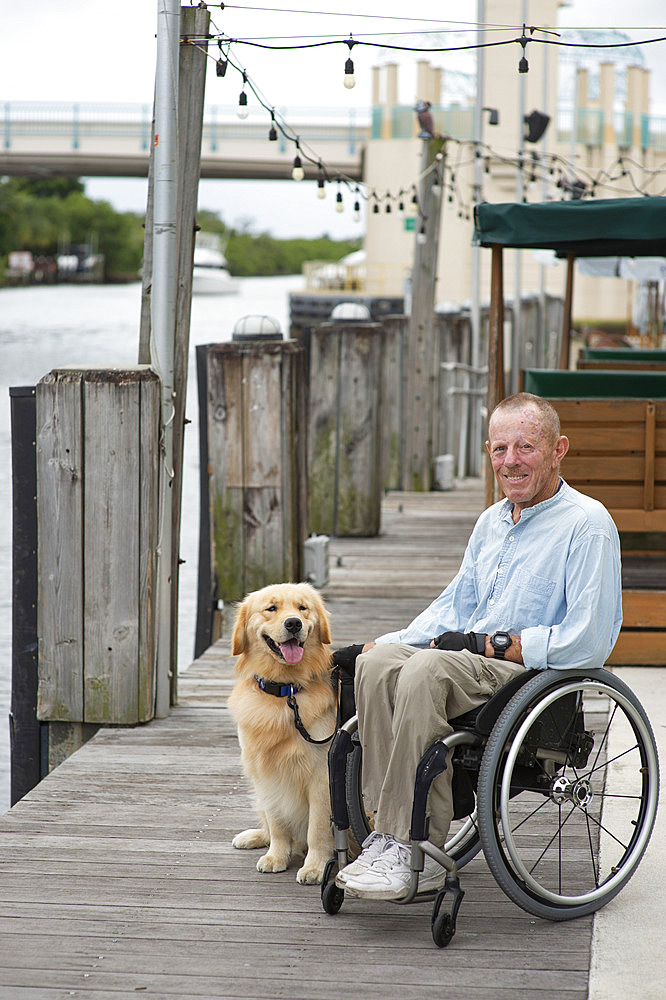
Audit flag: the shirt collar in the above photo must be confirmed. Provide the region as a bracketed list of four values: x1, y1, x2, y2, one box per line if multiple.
[498, 478, 566, 524]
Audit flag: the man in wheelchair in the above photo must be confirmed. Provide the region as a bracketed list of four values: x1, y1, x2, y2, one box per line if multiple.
[334, 392, 622, 901]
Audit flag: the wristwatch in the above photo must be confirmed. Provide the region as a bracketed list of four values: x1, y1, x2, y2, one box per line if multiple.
[490, 631, 512, 659]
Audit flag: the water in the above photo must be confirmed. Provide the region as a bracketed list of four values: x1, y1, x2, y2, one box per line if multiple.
[0, 274, 305, 814]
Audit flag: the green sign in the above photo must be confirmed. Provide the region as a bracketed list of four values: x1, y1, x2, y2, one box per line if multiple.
[404, 216, 416, 232]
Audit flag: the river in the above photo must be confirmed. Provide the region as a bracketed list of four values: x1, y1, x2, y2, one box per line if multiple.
[0, 274, 305, 813]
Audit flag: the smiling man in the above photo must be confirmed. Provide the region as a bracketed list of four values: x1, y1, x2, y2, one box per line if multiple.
[335, 392, 622, 901]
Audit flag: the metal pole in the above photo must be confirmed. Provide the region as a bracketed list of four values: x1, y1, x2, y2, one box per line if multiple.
[471, 0, 485, 373]
[513, 0, 528, 394]
[470, 0, 486, 477]
[152, 0, 180, 718]
[538, 30, 549, 367]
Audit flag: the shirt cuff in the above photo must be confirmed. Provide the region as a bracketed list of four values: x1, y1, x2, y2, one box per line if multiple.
[519, 625, 549, 670]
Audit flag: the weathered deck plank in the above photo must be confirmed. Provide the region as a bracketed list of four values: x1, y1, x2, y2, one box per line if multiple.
[0, 483, 596, 998]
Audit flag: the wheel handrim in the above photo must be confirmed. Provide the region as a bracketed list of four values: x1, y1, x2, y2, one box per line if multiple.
[497, 679, 658, 907]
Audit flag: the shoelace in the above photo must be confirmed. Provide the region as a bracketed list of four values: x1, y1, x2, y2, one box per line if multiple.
[369, 840, 412, 872]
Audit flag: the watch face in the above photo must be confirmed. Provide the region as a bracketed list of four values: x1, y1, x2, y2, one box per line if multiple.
[492, 632, 511, 650]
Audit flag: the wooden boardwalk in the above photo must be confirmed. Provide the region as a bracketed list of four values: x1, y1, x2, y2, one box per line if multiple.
[0, 483, 594, 999]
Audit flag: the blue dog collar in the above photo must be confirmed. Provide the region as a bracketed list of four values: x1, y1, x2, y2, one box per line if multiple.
[254, 675, 302, 698]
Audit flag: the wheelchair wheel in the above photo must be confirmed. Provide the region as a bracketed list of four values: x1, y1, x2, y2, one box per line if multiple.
[345, 734, 483, 869]
[477, 669, 659, 921]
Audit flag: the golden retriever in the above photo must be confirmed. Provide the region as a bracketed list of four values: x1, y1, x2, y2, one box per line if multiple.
[228, 582, 336, 884]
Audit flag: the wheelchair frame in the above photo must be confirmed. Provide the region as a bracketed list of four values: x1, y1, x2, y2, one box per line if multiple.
[321, 667, 660, 948]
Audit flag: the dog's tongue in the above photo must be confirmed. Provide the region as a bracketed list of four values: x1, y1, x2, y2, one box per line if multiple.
[280, 639, 304, 664]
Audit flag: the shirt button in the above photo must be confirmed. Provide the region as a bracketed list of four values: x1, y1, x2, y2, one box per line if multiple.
[497, 568, 503, 575]
[509, 535, 515, 541]
[489, 598, 495, 605]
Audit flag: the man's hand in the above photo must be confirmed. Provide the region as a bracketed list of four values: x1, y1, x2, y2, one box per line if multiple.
[431, 631, 486, 654]
[331, 644, 366, 676]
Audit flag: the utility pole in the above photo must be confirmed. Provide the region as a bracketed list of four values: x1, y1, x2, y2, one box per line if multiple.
[141, 3, 210, 715]
[151, 0, 180, 718]
[402, 136, 446, 491]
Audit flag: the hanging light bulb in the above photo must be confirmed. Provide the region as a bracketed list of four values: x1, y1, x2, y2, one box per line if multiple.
[216, 40, 228, 77]
[317, 164, 326, 198]
[518, 27, 529, 74]
[237, 72, 249, 119]
[416, 220, 427, 245]
[385, 198, 392, 213]
[335, 185, 344, 213]
[268, 110, 278, 142]
[410, 187, 419, 212]
[353, 199, 361, 223]
[343, 38, 356, 89]
[398, 198, 405, 216]
[292, 140, 304, 181]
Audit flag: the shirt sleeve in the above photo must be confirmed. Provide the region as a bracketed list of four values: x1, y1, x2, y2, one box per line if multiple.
[520, 527, 622, 671]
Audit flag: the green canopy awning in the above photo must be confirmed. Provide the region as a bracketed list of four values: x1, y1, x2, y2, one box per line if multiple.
[474, 197, 666, 257]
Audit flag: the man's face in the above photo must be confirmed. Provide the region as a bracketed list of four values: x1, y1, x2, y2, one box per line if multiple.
[486, 405, 569, 516]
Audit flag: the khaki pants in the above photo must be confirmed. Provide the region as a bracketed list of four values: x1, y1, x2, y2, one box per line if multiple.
[355, 643, 525, 845]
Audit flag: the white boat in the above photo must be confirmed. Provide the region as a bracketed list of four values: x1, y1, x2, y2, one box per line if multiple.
[192, 233, 240, 295]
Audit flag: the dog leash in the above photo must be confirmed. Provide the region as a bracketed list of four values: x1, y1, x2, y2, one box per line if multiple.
[286, 693, 335, 745]
[253, 674, 335, 744]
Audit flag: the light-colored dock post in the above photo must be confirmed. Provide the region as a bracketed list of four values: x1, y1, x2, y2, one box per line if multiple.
[308, 322, 384, 537]
[201, 341, 308, 609]
[36, 367, 160, 739]
[380, 314, 408, 491]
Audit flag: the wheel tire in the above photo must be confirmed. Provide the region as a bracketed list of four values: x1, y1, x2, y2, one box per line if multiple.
[477, 668, 659, 921]
[321, 880, 345, 915]
[345, 737, 483, 869]
[431, 911, 455, 948]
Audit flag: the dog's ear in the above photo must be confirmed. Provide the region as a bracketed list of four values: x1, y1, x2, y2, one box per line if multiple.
[313, 596, 332, 645]
[232, 602, 248, 655]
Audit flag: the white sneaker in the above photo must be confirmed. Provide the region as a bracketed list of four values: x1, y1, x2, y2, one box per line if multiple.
[342, 839, 447, 900]
[335, 831, 392, 887]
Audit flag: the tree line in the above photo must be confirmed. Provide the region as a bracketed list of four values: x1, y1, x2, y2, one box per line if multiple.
[0, 178, 361, 284]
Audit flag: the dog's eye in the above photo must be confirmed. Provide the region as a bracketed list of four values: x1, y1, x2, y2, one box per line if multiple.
[266, 604, 277, 613]
[298, 604, 307, 611]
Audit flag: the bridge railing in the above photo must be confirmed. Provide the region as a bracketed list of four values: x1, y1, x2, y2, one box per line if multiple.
[2, 101, 372, 154]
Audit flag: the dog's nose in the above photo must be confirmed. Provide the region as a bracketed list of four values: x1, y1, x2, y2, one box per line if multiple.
[284, 617, 302, 635]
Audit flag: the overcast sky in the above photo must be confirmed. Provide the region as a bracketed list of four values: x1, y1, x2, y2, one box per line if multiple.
[4, 2, 665, 237]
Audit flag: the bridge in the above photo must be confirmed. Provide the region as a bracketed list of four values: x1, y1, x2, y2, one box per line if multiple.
[1, 101, 368, 181]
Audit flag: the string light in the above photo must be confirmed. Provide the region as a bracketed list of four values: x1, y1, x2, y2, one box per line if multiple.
[216, 39, 228, 77]
[335, 181, 344, 212]
[518, 25, 529, 74]
[196, 35, 666, 225]
[237, 71, 249, 119]
[292, 139, 305, 181]
[343, 38, 356, 90]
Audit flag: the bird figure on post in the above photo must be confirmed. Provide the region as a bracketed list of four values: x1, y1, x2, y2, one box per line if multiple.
[415, 99, 435, 139]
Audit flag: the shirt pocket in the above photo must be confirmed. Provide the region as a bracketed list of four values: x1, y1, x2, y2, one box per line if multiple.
[513, 568, 556, 618]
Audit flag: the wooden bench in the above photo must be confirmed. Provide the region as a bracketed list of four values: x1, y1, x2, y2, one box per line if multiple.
[523, 369, 666, 665]
[576, 347, 666, 372]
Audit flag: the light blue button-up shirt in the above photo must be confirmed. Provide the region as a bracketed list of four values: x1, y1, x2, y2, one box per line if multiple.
[376, 480, 622, 671]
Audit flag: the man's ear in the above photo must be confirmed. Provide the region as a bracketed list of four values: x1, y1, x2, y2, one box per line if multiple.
[555, 434, 570, 464]
[231, 603, 248, 655]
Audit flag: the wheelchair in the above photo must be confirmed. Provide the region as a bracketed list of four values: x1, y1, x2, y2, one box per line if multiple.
[321, 666, 660, 948]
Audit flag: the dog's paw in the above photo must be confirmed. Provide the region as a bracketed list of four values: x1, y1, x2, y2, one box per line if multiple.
[232, 828, 269, 850]
[296, 862, 325, 885]
[257, 853, 289, 873]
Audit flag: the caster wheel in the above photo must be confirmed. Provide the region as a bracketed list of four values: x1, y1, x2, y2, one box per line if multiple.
[432, 911, 455, 948]
[321, 880, 344, 915]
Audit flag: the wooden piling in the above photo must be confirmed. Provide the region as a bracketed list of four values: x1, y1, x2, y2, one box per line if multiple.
[36, 367, 160, 729]
[199, 341, 308, 616]
[308, 322, 384, 536]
